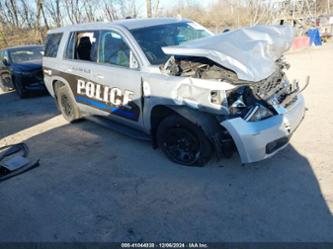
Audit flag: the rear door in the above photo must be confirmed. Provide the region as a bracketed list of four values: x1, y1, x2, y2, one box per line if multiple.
[61, 30, 100, 102]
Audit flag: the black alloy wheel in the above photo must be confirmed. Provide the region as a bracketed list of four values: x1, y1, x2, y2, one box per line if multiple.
[157, 114, 212, 166]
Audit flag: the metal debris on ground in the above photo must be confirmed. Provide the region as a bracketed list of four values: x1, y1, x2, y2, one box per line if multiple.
[0, 143, 39, 182]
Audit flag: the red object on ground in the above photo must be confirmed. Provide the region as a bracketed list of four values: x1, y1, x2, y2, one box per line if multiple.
[291, 36, 310, 50]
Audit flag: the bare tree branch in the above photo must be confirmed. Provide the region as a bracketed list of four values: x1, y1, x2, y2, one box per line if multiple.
[146, 0, 152, 17]
[153, 0, 160, 17]
[9, 0, 19, 27]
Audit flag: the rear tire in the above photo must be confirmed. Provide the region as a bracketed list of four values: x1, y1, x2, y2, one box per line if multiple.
[156, 114, 212, 167]
[55, 83, 81, 122]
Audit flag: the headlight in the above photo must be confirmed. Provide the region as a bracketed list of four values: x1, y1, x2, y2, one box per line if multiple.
[245, 104, 273, 122]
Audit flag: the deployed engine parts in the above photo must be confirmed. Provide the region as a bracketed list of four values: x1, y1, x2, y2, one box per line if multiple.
[166, 56, 239, 82]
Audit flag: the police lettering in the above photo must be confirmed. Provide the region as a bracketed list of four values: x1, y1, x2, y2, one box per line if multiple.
[77, 79, 134, 107]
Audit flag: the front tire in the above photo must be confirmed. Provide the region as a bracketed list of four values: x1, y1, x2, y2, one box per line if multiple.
[156, 114, 212, 167]
[55, 83, 81, 122]
[0, 83, 10, 92]
[0, 74, 13, 93]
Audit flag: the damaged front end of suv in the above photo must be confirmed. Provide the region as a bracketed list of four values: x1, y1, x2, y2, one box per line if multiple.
[159, 25, 306, 164]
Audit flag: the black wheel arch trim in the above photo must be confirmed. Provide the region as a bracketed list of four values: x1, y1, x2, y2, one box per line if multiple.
[152, 105, 226, 159]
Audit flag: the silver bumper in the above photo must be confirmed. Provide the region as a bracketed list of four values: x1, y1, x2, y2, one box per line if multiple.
[221, 94, 305, 163]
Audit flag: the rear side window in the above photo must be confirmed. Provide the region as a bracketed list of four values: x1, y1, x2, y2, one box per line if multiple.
[65, 31, 99, 62]
[44, 33, 63, 57]
[64, 32, 75, 59]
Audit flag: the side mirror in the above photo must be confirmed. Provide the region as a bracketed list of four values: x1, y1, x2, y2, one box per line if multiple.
[2, 58, 9, 66]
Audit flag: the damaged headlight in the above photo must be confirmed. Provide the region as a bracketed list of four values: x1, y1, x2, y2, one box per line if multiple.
[211, 86, 275, 121]
[210, 90, 228, 107]
[245, 104, 273, 122]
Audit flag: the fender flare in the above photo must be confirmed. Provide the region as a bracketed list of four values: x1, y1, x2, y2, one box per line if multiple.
[167, 105, 221, 138]
[48, 76, 72, 97]
[166, 105, 228, 158]
[51, 76, 78, 110]
[52, 76, 75, 99]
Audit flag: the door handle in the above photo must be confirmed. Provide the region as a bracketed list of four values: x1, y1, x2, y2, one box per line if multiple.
[94, 74, 104, 79]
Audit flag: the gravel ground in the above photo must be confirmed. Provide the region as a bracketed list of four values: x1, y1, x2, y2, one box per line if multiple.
[0, 43, 332, 242]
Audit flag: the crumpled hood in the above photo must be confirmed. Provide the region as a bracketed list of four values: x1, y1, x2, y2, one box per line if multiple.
[162, 25, 294, 82]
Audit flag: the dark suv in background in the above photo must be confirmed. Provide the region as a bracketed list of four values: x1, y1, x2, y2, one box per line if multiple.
[0, 45, 45, 98]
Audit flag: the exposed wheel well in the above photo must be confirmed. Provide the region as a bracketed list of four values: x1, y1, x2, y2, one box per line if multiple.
[53, 80, 65, 93]
[8, 73, 15, 89]
[150, 105, 178, 148]
[52, 80, 65, 108]
[150, 105, 236, 158]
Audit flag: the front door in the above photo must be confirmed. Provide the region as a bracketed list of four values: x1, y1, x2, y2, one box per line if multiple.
[86, 30, 143, 129]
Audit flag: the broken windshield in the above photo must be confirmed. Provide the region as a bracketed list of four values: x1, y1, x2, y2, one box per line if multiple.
[130, 21, 212, 65]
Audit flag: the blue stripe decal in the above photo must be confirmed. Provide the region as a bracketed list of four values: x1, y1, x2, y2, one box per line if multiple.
[76, 96, 135, 119]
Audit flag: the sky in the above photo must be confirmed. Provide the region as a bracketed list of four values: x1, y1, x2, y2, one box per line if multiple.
[103, 0, 216, 17]
[25, 0, 216, 17]
[158, 0, 216, 10]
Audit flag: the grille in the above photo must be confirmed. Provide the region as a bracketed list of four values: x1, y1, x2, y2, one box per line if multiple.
[251, 72, 287, 102]
[21, 69, 43, 84]
[280, 94, 298, 108]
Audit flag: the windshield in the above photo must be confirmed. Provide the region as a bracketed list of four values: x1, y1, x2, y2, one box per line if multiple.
[9, 46, 43, 64]
[130, 22, 212, 65]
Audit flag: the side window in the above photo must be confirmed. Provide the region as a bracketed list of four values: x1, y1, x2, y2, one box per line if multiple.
[44, 33, 63, 58]
[66, 31, 99, 62]
[99, 31, 131, 67]
[3, 51, 8, 60]
[2, 50, 9, 62]
[64, 32, 75, 59]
